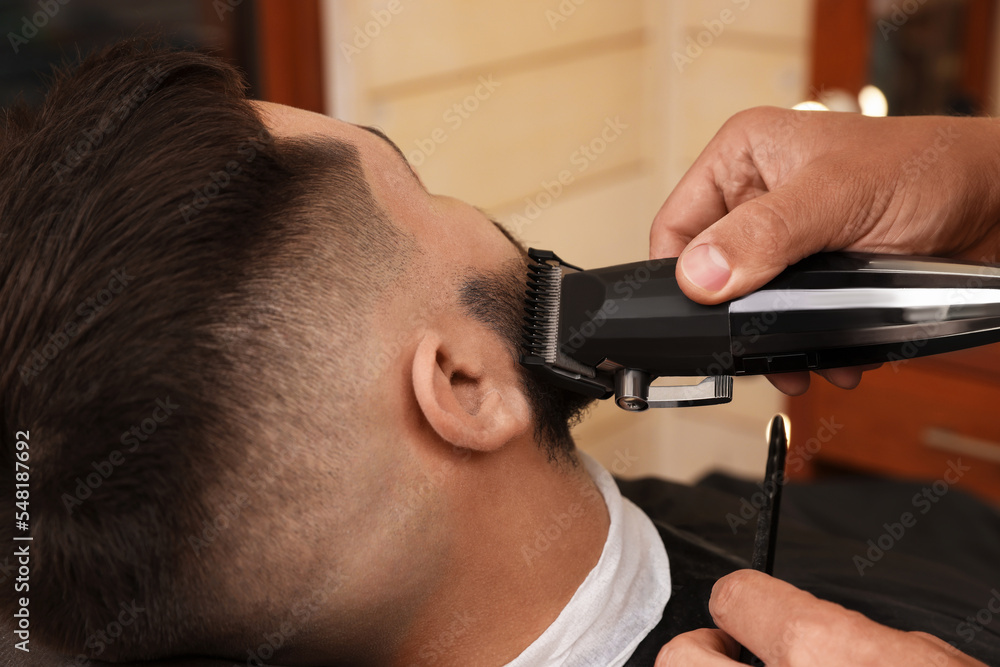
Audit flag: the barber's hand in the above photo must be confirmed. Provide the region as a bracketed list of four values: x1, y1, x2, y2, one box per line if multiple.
[651, 107, 1000, 394]
[655, 570, 986, 667]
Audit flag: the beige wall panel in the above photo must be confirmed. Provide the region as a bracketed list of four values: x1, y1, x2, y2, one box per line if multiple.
[681, 0, 810, 40]
[674, 44, 807, 163]
[496, 172, 656, 267]
[338, 0, 645, 91]
[370, 46, 645, 211]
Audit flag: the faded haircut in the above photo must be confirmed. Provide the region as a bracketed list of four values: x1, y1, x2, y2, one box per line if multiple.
[0, 41, 408, 660]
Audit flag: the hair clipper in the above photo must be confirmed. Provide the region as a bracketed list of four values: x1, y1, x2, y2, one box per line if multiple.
[519, 248, 1000, 411]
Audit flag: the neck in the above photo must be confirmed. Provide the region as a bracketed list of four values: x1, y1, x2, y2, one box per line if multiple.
[390, 442, 610, 667]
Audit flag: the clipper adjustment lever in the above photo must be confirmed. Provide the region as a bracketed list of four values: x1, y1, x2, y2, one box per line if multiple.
[613, 368, 733, 411]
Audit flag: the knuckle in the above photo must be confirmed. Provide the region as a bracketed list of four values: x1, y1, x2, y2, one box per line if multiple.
[786, 614, 823, 644]
[908, 629, 956, 655]
[736, 197, 795, 259]
[709, 571, 750, 623]
[909, 630, 939, 643]
[782, 607, 873, 663]
[777, 608, 841, 658]
[655, 631, 715, 667]
[714, 107, 783, 156]
[726, 105, 783, 131]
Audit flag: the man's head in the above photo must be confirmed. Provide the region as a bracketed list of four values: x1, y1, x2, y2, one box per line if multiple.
[0, 41, 591, 661]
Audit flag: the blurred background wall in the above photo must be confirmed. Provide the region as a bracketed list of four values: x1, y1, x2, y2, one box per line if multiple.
[4, 0, 1000, 498]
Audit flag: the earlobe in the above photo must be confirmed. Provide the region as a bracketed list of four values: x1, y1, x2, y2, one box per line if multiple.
[411, 331, 531, 451]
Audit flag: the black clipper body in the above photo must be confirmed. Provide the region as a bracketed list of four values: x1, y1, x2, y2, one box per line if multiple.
[520, 248, 1000, 410]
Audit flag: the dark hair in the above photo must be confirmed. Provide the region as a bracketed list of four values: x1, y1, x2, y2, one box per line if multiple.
[0, 41, 406, 660]
[460, 260, 593, 461]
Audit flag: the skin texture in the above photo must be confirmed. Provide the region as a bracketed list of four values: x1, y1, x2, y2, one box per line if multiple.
[250, 102, 610, 666]
[650, 107, 1000, 394]
[650, 107, 1000, 664]
[654, 571, 986, 667]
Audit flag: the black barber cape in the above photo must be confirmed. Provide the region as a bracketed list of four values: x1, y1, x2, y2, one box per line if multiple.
[620, 474, 1000, 666]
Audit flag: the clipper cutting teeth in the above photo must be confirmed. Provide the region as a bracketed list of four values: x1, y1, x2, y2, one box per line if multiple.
[523, 257, 563, 364]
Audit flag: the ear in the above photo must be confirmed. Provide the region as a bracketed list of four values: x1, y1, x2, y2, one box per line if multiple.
[411, 329, 531, 451]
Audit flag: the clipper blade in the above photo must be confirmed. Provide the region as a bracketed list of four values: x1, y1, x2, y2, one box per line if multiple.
[520, 249, 598, 383]
[523, 257, 563, 364]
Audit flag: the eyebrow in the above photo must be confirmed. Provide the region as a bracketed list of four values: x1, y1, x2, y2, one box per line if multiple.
[356, 124, 426, 188]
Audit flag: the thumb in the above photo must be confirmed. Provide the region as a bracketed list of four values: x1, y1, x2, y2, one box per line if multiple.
[676, 184, 845, 304]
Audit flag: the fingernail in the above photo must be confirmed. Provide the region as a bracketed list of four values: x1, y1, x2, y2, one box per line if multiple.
[680, 244, 731, 292]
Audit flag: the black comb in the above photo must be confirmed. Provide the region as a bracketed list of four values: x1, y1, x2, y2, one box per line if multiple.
[737, 413, 789, 665]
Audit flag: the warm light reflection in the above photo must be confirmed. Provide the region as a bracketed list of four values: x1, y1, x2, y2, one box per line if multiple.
[858, 85, 889, 116]
[791, 101, 829, 111]
[819, 89, 859, 113]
